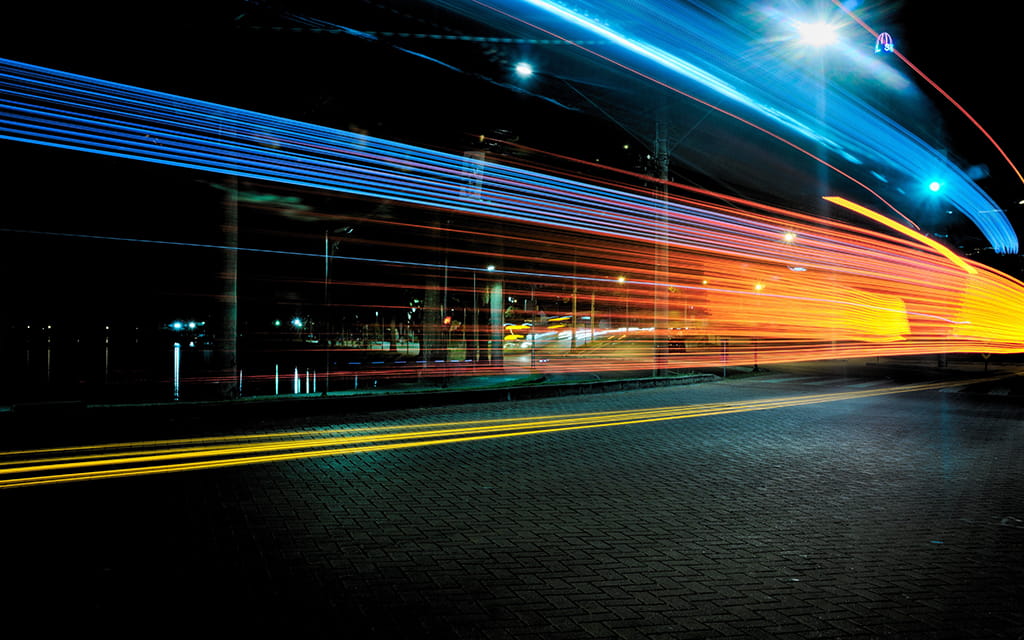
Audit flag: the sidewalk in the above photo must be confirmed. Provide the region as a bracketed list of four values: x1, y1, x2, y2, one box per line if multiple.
[2, 354, 1021, 638]
[3, 353, 1019, 438]
[0, 366, 719, 433]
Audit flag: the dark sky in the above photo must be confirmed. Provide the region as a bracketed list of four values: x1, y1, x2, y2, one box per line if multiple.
[894, 3, 1024, 207]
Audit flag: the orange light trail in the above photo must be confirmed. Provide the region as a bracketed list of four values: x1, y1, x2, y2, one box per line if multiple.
[53, 160, 1019, 395]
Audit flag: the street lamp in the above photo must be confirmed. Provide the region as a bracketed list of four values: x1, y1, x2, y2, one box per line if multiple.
[797, 17, 838, 349]
[753, 282, 764, 372]
[617, 276, 629, 334]
[472, 265, 497, 365]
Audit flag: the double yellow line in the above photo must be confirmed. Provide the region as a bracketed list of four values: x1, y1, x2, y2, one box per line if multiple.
[0, 376, 1000, 489]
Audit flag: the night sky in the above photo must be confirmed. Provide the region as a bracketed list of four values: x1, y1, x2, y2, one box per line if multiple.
[894, 2, 1024, 207]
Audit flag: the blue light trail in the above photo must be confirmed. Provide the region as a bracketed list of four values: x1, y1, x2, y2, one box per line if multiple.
[428, 0, 1018, 253]
[0, 56, 891, 270]
[0, 54, 989, 280]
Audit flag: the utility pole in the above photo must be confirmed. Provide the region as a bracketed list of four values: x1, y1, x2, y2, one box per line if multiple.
[322, 229, 331, 395]
[217, 176, 239, 399]
[653, 115, 671, 376]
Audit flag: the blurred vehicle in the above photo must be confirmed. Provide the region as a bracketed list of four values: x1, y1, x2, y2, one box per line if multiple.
[547, 315, 571, 329]
[503, 323, 532, 342]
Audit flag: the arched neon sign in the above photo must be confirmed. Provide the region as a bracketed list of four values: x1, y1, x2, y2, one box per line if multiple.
[875, 32, 894, 53]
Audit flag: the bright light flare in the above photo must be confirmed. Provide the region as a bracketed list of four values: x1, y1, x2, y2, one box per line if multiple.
[514, 61, 534, 77]
[796, 21, 839, 46]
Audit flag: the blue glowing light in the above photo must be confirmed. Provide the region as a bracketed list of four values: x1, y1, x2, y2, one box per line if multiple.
[797, 21, 838, 46]
[0, 54, 1016, 254]
[514, 61, 534, 77]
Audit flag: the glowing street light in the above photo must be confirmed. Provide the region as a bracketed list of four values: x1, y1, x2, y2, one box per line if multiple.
[616, 276, 629, 333]
[514, 61, 534, 78]
[796, 21, 838, 46]
[752, 281, 768, 372]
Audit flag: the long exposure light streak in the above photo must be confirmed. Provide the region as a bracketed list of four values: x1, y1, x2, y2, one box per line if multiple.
[824, 196, 977, 275]
[458, 0, 915, 230]
[435, 0, 1017, 253]
[2, 54, 841, 257]
[1, 53, 1023, 398]
[0, 55, 996, 278]
[1, 374, 1009, 489]
[0, 219, 970, 358]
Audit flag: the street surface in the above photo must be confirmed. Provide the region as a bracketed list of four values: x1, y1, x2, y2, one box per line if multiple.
[2, 364, 1022, 638]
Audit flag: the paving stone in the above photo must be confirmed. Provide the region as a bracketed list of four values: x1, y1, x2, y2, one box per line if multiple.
[2, 374, 1022, 638]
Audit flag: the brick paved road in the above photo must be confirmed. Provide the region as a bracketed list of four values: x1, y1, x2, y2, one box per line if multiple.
[2, 374, 1022, 638]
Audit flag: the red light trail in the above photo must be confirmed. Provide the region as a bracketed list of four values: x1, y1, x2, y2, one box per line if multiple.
[1, 55, 1022, 400]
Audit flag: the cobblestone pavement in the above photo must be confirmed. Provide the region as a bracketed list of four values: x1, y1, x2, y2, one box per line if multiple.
[2, 372, 1022, 638]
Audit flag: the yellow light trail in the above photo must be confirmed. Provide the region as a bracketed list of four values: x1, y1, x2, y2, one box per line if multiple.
[824, 196, 978, 275]
[1, 373, 1012, 489]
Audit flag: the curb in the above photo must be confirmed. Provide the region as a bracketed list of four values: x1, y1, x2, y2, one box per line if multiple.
[0, 373, 720, 439]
